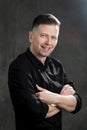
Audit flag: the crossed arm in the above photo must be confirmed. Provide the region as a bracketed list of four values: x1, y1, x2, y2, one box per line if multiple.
[36, 84, 77, 118]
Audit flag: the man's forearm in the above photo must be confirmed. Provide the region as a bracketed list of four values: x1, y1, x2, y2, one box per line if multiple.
[36, 84, 77, 112]
[54, 94, 77, 112]
[45, 104, 60, 118]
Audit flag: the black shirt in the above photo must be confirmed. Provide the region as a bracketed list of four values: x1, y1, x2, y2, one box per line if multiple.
[8, 48, 82, 130]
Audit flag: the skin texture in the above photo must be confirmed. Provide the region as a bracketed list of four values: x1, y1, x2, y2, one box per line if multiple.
[29, 24, 59, 64]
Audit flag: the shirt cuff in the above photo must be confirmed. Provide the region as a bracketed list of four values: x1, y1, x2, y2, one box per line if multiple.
[71, 92, 82, 114]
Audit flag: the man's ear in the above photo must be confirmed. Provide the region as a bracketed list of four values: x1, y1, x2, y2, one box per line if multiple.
[29, 31, 33, 43]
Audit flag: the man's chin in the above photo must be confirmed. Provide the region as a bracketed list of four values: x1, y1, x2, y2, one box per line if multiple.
[40, 53, 51, 57]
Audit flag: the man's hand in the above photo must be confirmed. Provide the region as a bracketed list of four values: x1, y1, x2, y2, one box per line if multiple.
[60, 84, 76, 95]
[35, 84, 60, 118]
[36, 84, 57, 104]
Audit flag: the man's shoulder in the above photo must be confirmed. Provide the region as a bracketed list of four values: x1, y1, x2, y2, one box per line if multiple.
[9, 50, 32, 72]
[9, 51, 26, 66]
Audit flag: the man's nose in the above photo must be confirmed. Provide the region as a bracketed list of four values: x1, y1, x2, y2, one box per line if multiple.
[45, 37, 51, 45]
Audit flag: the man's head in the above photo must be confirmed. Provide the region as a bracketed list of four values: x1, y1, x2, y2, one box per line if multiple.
[31, 13, 61, 30]
[29, 14, 61, 64]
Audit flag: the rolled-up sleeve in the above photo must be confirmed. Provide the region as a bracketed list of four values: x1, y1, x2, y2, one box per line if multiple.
[72, 92, 82, 114]
[62, 68, 82, 114]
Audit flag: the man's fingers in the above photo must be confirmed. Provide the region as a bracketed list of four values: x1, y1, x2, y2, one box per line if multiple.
[60, 84, 75, 95]
[36, 84, 44, 91]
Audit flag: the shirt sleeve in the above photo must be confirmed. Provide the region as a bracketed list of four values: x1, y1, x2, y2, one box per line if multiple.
[72, 92, 82, 114]
[62, 67, 82, 114]
[8, 63, 49, 120]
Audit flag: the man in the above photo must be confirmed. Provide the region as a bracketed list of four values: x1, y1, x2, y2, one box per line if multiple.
[8, 14, 82, 130]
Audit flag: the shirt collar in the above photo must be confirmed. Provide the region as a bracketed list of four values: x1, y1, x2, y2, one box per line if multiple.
[26, 48, 52, 69]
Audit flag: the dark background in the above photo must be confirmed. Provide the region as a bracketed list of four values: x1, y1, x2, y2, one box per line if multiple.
[0, 0, 87, 130]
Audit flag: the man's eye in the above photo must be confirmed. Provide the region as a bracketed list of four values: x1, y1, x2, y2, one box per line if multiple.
[52, 36, 57, 40]
[40, 34, 46, 37]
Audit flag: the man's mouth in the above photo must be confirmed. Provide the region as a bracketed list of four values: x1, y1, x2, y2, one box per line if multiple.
[41, 46, 52, 52]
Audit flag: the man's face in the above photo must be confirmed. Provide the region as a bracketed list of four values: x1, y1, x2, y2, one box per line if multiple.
[29, 24, 59, 63]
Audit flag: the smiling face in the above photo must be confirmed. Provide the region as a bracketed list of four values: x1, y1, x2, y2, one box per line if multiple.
[29, 24, 60, 63]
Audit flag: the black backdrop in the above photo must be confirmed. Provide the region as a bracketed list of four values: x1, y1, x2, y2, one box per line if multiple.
[0, 0, 87, 130]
